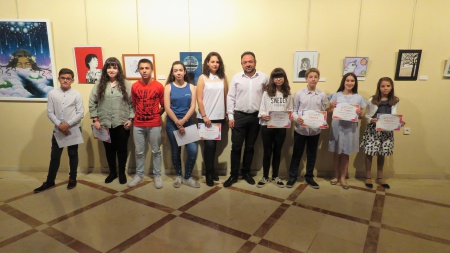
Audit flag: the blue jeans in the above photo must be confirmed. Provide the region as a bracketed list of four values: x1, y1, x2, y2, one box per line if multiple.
[133, 126, 162, 177]
[165, 118, 198, 179]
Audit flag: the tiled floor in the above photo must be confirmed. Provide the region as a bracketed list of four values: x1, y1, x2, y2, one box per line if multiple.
[1, 171, 450, 253]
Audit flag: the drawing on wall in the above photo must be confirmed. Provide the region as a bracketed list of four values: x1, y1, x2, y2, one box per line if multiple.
[395, 50, 422, 81]
[0, 19, 57, 101]
[443, 57, 450, 77]
[73, 46, 103, 84]
[122, 54, 156, 80]
[293, 51, 318, 82]
[343, 57, 368, 77]
[180, 52, 202, 85]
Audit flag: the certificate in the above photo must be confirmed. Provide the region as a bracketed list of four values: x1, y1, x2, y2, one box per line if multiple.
[300, 110, 327, 129]
[174, 124, 201, 146]
[91, 125, 111, 143]
[332, 103, 360, 122]
[54, 127, 84, 148]
[376, 114, 402, 131]
[267, 111, 291, 128]
[198, 123, 221, 140]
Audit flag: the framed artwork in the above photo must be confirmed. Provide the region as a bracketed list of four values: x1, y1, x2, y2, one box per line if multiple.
[395, 50, 422, 81]
[180, 52, 202, 85]
[293, 51, 319, 82]
[0, 19, 57, 101]
[443, 57, 450, 77]
[343, 57, 368, 77]
[122, 54, 156, 80]
[73, 46, 103, 84]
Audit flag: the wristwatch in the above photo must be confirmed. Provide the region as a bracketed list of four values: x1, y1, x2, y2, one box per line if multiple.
[92, 118, 98, 123]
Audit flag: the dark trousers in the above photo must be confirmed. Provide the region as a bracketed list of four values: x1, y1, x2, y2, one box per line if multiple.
[46, 132, 79, 184]
[261, 126, 286, 179]
[198, 118, 224, 176]
[230, 111, 260, 177]
[288, 132, 320, 179]
[103, 125, 130, 175]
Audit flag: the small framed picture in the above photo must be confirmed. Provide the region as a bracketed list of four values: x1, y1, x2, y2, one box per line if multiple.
[73, 46, 103, 84]
[343, 57, 368, 77]
[395, 50, 422, 81]
[293, 51, 319, 82]
[122, 54, 156, 80]
[443, 57, 450, 77]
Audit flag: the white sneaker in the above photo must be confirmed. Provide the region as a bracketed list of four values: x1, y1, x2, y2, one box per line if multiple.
[154, 175, 163, 189]
[173, 176, 182, 188]
[183, 177, 200, 188]
[127, 175, 142, 188]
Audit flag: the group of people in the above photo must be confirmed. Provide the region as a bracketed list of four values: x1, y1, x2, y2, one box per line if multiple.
[33, 51, 405, 194]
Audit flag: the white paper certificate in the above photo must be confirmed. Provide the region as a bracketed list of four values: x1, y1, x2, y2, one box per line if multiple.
[198, 123, 221, 140]
[54, 127, 84, 148]
[332, 103, 360, 122]
[174, 124, 201, 146]
[267, 111, 291, 128]
[300, 110, 327, 129]
[376, 114, 402, 131]
[91, 125, 111, 143]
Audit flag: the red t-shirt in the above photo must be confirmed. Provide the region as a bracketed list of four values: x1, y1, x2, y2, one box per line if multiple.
[131, 80, 164, 127]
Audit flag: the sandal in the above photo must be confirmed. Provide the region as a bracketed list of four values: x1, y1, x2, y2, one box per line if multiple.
[376, 178, 390, 189]
[364, 178, 373, 189]
[330, 178, 338, 185]
[340, 179, 349, 190]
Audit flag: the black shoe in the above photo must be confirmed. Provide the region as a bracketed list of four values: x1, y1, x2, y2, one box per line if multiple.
[305, 177, 319, 189]
[206, 174, 214, 187]
[105, 174, 117, 184]
[34, 182, 55, 193]
[67, 179, 77, 189]
[212, 173, 219, 181]
[223, 176, 237, 187]
[286, 178, 296, 188]
[242, 174, 255, 185]
[119, 173, 127, 184]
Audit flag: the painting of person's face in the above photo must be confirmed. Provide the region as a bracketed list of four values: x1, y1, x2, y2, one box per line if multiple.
[88, 57, 98, 69]
[16, 56, 31, 69]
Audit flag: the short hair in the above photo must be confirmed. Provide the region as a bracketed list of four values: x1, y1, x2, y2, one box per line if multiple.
[305, 68, 320, 78]
[59, 68, 74, 78]
[138, 58, 153, 69]
[85, 54, 98, 68]
[240, 51, 256, 61]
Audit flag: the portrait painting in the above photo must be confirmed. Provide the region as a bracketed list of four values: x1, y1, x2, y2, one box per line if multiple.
[180, 52, 202, 85]
[73, 46, 103, 84]
[293, 51, 319, 82]
[343, 57, 369, 77]
[0, 19, 57, 101]
[122, 54, 156, 80]
[395, 50, 422, 81]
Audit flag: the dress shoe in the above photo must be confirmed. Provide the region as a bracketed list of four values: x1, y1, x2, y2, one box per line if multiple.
[223, 176, 237, 187]
[119, 173, 127, 184]
[205, 174, 214, 187]
[242, 174, 255, 185]
[212, 173, 219, 181]
[105, 174, 117, 184]
[67, 178, 77, 189]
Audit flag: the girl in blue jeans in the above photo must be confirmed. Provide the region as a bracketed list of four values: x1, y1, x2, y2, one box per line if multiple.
[164, 61, 199, 188]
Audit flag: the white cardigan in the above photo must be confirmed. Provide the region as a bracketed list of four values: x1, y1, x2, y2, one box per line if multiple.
[364, 97, 399, 124]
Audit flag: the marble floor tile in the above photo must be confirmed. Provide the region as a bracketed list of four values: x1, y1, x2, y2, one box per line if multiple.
[0, 232, 77, 253]
[378, 229, 450, 253]
[0, 210, 32, 242]
[386, 179, 450, 205]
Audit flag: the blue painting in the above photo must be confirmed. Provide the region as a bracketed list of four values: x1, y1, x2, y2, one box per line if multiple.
[180, 52, 202, 85]
[0, 19, 56, 101]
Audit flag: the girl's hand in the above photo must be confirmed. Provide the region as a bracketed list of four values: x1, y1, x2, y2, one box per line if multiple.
[297, 117, 304, 125]
[94, 121, 101, 130]
[289, 114, 294, 121]
[179, 127, 185, 135]
[356, 108, 363, 117]
[401, 121, 406, 127]
[261, 114, 270, 121]
[323, 123, 329, 129]
[176, 118, 186, 128]
[370, 118, 378, 124]
[124, 120, 132, 130]
[331, 101, 338, 108]
[203, 116, 212, 127]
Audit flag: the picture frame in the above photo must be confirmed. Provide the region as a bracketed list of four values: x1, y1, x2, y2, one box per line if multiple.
[343, 57, 369, 77]
[180, 52, 202, 85]
[395, 50, 422, 81]
[73, 46, 103, 84]
[293, 51, 319, 82]
[122, 54, 156, 80]
[443, 57, 450, 77]
[0, 19, 57, 101]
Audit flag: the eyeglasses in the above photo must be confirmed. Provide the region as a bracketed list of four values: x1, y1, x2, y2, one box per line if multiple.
[59, 77, 73, 82]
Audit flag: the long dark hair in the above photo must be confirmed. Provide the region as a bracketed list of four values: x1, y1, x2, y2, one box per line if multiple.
[202, 52, 226, 79]
[166, 61, 191, 85]
[337, 72, 358, 93]
[97, 57, 128, 102]
[4, 49, 42, 71]
[267, 68, 290, 98]
[371, 77, 399, 106]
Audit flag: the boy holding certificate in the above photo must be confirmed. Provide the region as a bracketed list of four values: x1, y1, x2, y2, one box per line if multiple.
[286, 68, 328, 189]
[34, 68, 84, 193]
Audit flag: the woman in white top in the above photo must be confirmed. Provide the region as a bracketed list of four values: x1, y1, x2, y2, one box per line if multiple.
[196, 52, 228, 187]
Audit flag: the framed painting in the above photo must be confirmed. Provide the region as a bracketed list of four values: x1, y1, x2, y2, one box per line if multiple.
[443, 57, 450, 77]
[180, 52, 202, 85]
[73, 46, 103, 84]
[343, 57, 369, 77]
[293, 51, 319, 82]
[0, 19, 57, 101]
[122, 54, 156, 80]
[395, 50, 422, 81]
